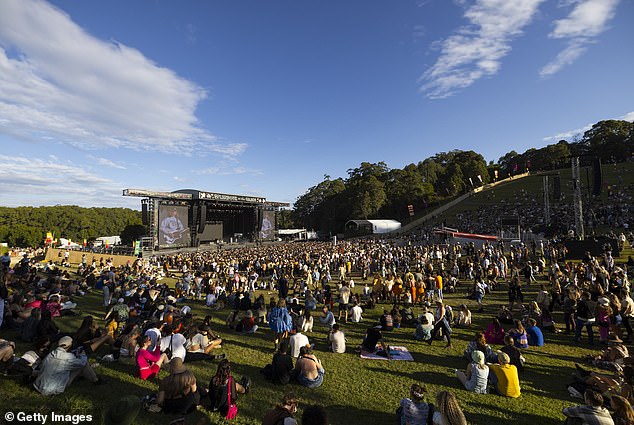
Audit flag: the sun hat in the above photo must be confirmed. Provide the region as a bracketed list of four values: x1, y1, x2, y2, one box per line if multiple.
[471, 350, 485, 365]
[58, 336, 73, 349]
[104, 395, 141, 425]
[168, 357, 187, 375]
[608, 334, 623, 344]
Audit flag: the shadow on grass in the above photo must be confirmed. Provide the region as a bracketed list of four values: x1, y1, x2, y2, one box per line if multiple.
[327, 404, 396, 425]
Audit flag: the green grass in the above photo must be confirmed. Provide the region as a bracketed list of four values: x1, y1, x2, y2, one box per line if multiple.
[1, 268, 617, 425]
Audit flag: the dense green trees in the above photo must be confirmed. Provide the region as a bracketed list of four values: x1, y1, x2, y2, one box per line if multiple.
[0, 206, 142, 247]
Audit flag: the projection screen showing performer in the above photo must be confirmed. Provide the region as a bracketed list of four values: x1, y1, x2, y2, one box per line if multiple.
[159, 205, 190, 248]
[260, 209, 275, 240]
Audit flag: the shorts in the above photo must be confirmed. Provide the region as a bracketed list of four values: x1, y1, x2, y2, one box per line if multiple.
[298, 368, 325, 389]
[139, 364, 161, 380]
[338, 303, 349, 312]
[475, 293, 483, 303]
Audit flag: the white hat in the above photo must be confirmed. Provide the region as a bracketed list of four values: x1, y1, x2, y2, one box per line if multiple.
[118, 298, 125, 304]
[58, 336, 73, 349]
[180, 306, 191, 315]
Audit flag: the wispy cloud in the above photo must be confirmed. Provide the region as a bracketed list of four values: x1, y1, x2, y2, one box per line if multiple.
[540, 0, 620, 77]
[196, 167, 263, 176]
[0, 154, 134, 207]
[0, 0, 245, 158]
[420, 0, 544, 99]
[87, 155, 126, 170]
[543, 110, 634, 142]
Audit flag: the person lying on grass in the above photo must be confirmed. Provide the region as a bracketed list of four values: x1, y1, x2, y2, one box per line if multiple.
[571, 364, 634, 405]
[584, 334, 629, 372]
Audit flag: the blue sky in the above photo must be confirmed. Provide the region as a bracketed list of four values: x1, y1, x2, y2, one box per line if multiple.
[0, 0, 632, 209]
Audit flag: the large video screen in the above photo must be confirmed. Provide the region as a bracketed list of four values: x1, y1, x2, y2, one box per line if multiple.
[259, 209, 275, 240]
[158, 205, 190, 248]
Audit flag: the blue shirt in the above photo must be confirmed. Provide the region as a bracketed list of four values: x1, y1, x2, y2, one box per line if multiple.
[526, 325, 544, 347]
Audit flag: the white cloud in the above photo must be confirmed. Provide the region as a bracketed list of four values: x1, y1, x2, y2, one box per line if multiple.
[0, 0, 245, 157]
[542, 110, 634, 141]
[420, 0, 545, 99]
[0, 154, 135, 207]
[540, 0, 620, 77]
[87, 155, 126, 170]
[196, 167, 263, 176]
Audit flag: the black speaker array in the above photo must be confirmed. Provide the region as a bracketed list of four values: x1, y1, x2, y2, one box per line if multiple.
[198, 204, 207, 233]
[141, 203, 149, 225]
[592, 158, 602, 196]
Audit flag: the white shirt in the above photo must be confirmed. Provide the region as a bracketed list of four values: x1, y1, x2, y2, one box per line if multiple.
[160, 333, 187, 361]
[329, 330, 346, 353]
[350, 305, 363, 323]
[289, 332, 310, 358]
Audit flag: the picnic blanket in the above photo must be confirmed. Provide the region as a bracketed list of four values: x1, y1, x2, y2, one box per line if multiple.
[359, 345, 414, 361]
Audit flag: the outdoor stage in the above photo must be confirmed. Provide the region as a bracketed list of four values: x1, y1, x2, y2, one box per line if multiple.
[123, 188, 288, 251]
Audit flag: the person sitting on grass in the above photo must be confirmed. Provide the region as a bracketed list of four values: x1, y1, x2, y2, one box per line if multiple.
[433, 391, 467, 425]
[298, 309, 314, 333]
[463, 332, 496, 363]
[487, 352, 521, 398]
[456, 350, 489, 394]
[508, 320, 529, 349]
[562, 389, 614, 425]
[156, 358, 207, 415]
[500, 335, 525, 373]
[319, 305, 336, 330]
[208, 359, 250, 417]
[185, 326, 225, 362]
[289, 327, 311, 358]
[454, 304, 472, 327]
[610, 395, 634, 425]
[262, 392, 300, 425]
[34, 336, 102, 395]
[136, 334, 169, 381]
[397, 383, 433, 425]
[484, 317, 506, 345]
[525, 318, 545, 347]
[359, 326, 392, 359]
[328, 323, 346, 353]
[73, 315, 115, 357]
[261, 341, 294, 385]
[236, 310, 258, 334]
[295, 346, 325, 389]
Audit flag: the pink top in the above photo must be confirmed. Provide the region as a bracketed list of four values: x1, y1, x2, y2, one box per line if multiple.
[484, 322, 505, 345]
[136, 346, 161, 370]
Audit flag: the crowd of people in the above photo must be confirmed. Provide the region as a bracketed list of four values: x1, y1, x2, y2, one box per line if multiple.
[1, 231, 634, 424]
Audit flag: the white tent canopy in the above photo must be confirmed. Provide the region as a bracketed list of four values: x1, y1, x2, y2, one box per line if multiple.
[345, 219, 401, 234]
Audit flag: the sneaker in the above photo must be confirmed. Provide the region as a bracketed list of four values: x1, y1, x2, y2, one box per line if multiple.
[100, 354, 115, 363]
[212, 354, 226, 361]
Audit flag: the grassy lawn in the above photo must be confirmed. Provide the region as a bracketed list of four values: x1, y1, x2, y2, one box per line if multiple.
[1, 266, 617, 425]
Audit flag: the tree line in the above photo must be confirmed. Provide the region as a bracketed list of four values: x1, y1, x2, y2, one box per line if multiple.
[289, 119, 634, 233]
[0, 206, 142, 248]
